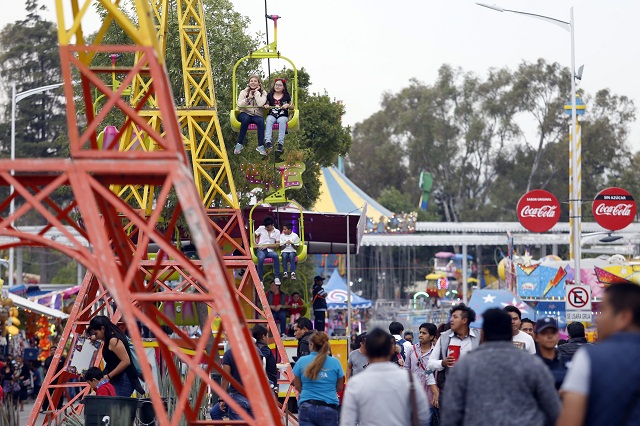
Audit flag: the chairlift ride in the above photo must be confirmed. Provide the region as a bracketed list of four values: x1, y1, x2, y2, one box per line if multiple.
[230, 15, 300, 133]
[248, 166, 307, 268]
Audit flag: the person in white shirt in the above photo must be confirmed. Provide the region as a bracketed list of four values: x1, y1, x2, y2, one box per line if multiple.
[405, 323, 439, 414]
[389, 321, 412, 360]
[427, 303, 481, 400]
[279, 222, 300, 280]
[254, 216, 281, 284]
[504, 306, 536, 354]
[340, 328, 430, 426]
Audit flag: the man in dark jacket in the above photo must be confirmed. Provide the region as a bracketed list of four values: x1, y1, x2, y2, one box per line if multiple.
[293, 317, 314, 361]
[442, 309, 560, 426]
[558, 322, 590, 364]
[558, 283, 640, 426]
[311, 275, 328, 331]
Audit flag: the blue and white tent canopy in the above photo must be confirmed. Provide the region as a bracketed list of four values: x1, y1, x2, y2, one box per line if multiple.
[468, 289, 531, 328]
[324, 269, 372, 309]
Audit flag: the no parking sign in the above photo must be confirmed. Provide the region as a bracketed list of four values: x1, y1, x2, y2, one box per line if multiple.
[565, 285, 592, 322]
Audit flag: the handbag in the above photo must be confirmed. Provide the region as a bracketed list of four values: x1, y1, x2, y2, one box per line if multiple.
[408, 371, 420, 426]
[126, 338, 144, 378]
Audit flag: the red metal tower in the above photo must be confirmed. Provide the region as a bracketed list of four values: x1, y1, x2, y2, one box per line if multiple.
[10, 1, 295, 425]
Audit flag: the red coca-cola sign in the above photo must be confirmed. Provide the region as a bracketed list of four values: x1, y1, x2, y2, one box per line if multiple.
[517, 189, 561, 233]
[592, 187, 636, 231]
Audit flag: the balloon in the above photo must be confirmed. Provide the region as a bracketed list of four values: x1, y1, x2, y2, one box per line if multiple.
[10, 318, 19, 326]
[6, 325, 19, 336]
[498, 258, 506, 281]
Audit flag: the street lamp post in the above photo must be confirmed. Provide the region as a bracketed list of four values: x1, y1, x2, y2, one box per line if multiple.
[476, 3, 581, 284]
[9, 82, 64, 287]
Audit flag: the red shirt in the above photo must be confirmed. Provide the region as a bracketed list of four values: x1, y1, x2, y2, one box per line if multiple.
[288, 297, 304, 316]
[96, 381, 116, 396]
[272, 293, 282, 306]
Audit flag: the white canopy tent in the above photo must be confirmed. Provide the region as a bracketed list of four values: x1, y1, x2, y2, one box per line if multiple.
[7, 293, 69, 319]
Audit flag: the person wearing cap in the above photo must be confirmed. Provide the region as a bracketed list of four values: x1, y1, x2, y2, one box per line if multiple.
[312, 276, 328, 332]
[558, 283, 640, 426]
[558, 322, 591, 364]
[441, 308, 560, 426]
[535, 317, 567, 390]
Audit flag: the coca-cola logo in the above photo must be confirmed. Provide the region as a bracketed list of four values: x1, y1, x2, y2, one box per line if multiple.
[517, 190, 561, 233]
[520, 205, 558, 218]
[592, 187, 636, 231]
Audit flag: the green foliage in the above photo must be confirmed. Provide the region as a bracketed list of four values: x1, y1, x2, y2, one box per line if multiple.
[50, 259, 78, 284]
[377, 187, 414, 214]
[0, 0, 67, 159]
[348, 59, 636, 223]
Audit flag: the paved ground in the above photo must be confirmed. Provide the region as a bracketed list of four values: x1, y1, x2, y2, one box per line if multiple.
[19, 399, 34, 425]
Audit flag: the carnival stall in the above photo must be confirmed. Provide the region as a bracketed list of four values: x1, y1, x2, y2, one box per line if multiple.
[324, 269, 372, 336]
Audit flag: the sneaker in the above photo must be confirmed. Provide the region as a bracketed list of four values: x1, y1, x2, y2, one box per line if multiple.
[282, 272, 288, 279]
[291, 272, 296, 280]
[276, 143, 284, 153]
[274, 277, 281, 285]
[256, 146, 267, 156]
[233, 143, 243, 155]
[265, 141, 273, 150]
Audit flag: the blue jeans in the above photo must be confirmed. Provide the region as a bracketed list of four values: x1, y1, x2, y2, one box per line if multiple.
[298, 402, 339, 426]
[237, 112, 265, 146]
[110, 372, 134, 397]
[257, 249, 279, 281]
[265, 115, 289, 145]
[210, 393, 253, 420]
[273, 308, 287, 335]
[281, 252, 296, 275]
[427, 406, 435, 426]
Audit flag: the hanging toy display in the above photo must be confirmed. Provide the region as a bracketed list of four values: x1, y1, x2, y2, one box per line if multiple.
[26, 311, 39, 338]
[5, 306, 20, 336]
[0, 297, 19, 341]
[36, 316, 52, 361]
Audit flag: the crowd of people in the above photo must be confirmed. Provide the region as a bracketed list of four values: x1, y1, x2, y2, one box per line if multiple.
[0, 354, 44, 410]
[208, 282, 640, 426]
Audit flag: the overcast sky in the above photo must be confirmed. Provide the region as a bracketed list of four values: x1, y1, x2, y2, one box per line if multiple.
[4, 0, 640, 148]
[228, 0, 640, 149]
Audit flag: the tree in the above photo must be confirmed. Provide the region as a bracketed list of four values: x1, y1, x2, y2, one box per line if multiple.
[354, 65, 519, 222]
[87, 0, 350, 210]
[377, 187, 414, 214]
[511, 59, 571, 193]
[348, 59, 637, 223]
[346, 109, 409, 200]
[0, 0, 67, 158]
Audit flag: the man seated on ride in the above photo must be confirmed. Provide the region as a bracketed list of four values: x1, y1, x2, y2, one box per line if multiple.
[255, 216, 281, 285]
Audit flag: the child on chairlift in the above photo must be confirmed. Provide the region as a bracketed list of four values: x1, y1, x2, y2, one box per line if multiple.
[279, 222, 300, 280]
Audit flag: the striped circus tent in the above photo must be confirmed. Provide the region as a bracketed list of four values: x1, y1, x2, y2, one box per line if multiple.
[313, 166, 392, 224]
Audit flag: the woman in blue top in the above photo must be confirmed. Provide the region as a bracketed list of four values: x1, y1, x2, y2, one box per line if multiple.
[293, 331, 344, 426]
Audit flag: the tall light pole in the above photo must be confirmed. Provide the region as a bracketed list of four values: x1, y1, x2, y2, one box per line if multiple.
[476, 3, 581, 284]
[9, 82, 64, 287]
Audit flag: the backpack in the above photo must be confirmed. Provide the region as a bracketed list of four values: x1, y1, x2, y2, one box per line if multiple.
[396, 338, 407, 361]
[256, 342, 278, 387]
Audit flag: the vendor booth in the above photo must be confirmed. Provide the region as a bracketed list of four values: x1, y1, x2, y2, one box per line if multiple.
[324, 269, 372, 336]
